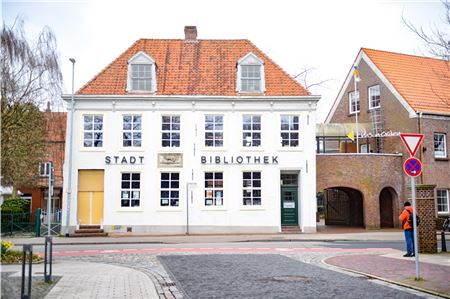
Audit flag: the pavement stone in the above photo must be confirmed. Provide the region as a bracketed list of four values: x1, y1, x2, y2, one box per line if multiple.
[158, 254, 425, 299]
[324, 254, 450, 298]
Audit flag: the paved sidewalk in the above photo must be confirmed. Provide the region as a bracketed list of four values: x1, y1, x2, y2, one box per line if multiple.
[1, 260, 159, 299]
[324, 252, 450, 298]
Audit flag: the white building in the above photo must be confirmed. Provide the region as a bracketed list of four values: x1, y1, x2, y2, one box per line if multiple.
[62, 26, 320, 235]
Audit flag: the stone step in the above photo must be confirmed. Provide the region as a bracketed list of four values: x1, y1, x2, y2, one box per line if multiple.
[79, 225, 101, 230]
[74, 229, 105, 234]
[69, 232, 108, 237]
[281, 226, 302, 234]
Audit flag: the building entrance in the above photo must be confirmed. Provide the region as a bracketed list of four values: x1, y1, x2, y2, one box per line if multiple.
[77, 170, 104, 225]
[280, 173, 299, 226]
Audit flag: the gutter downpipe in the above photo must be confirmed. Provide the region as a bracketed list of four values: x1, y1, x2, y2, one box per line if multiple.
[417, 111, 423, 184]
[65, 58, 76, 235]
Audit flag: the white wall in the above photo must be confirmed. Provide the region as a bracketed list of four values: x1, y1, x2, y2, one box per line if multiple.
[62, 96, 319, 234]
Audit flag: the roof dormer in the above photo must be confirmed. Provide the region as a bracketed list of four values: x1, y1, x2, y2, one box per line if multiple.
[236, 52, 265, 93]
[127, 51, 157, 93]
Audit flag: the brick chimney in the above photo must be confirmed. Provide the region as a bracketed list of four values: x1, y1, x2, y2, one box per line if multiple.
[184, 26, 197, 41]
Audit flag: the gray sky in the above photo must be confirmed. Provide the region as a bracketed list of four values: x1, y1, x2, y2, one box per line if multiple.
[2, 0, 447, 121]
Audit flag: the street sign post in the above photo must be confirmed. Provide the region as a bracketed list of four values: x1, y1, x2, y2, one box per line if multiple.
[400, 133, 423, 280]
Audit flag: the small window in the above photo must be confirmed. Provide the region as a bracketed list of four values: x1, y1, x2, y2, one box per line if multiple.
[127, 51, 156, 93]
[83, 115, 103, 147]
[242, 115, 261, 147]
[237, 52, 265, 93]
[241, 65, 261, 92]
[204, 172, 223, 206]
[162, 116, 180, 147]
[434, 133, 447, 158]
[368, 85, 380, 109]
[437, 189, 449, 213]
[123, 115, 142, 147]
[349, 91, 360, 114]
[280, 115, 299, 147]
[160, 172, 180, 207]
[121, 172, 140, 207]
[205, 115, 223, 147]
[243, 172, 261, 206]
[39, 162, 51, 177]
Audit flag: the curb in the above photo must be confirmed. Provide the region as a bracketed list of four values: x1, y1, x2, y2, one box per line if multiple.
[321, 258, 450, 299]
[9, 238, 404, 246]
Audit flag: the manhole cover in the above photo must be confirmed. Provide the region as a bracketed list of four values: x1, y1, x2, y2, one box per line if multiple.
[272, 275, 311, 282]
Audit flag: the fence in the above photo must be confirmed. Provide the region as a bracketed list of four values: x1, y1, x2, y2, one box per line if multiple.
[1, 211, 36, 236]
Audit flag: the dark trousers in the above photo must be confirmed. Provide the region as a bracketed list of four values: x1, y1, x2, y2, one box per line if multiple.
[404, 229, 414, 255]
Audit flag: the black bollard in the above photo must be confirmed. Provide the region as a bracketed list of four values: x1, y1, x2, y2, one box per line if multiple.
[441, 231, 447, 252]
[44, 236, 53, 282]
[21, 244, 33, 299]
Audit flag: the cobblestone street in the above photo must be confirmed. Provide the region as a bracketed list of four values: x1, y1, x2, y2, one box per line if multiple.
[56, 250, 436, 299]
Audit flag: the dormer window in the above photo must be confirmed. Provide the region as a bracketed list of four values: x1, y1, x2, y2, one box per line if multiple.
[127, 51, 156, 93]
[237, 52, 265, 93]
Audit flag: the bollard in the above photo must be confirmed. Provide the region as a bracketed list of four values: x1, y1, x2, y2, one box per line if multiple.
[35, 208, 41, 237]
[44, 236, 53, 282]
[21, 244, 33, 299]
[441, 231, 447, 252]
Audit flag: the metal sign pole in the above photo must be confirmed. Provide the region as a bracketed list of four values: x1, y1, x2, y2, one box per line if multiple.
[47, 162, 53, 236]
[411, 176, 420, 280]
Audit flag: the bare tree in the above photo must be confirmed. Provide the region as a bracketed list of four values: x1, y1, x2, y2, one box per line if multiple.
[1, 18, 63, 197]
[293, 67, 333, 91]
[402, 1, 450, 109]
[402, 0, 449, 60]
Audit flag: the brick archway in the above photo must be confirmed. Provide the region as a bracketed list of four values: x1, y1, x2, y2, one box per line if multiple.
[379, 187, 396, 228]
[324, 187, 364, 227]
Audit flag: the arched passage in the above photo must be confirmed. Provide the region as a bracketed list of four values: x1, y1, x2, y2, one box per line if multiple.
[324, 187, 364, 227]
[379, 187, 396, 228]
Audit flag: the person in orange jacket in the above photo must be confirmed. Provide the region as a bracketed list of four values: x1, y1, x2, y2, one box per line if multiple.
[399, 201, 415, 257]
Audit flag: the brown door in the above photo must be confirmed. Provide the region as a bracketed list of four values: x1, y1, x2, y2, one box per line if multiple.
[379, 189, 394, 228]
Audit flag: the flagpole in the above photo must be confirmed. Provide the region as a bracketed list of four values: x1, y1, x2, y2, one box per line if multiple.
[354, 65, 360, 154]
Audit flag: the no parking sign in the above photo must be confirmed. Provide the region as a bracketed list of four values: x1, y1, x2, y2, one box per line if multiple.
[403, 157, 422, 177]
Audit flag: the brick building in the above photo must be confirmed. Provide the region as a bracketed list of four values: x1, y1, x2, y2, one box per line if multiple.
[318, 48, 449, 228]
[21, 104, 66, 216]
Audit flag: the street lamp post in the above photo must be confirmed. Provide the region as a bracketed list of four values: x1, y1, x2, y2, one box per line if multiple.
[65, 58, 76, 235]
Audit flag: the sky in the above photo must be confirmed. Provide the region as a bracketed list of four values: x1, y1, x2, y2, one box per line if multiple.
[1, 0, 447, 121]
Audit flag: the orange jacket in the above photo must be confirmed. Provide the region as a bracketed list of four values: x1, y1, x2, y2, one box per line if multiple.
[399, 206, 414, 230]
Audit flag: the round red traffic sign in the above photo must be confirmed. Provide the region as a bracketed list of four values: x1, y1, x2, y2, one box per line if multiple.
[404, 157, 422, 177]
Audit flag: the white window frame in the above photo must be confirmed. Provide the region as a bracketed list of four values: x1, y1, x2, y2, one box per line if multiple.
[160, 172, 180, 207]
[243, 171, 261, 206]
[127, 51, 157, 93]
[236, 52, 265, 93]
[39, 162, 50, 177]
[162, 115, 180, 147]
[120, 172, 141, 207]
[368, 85, 381, 109]
[437, 189, 449, 214]
[204, 172, 223, 206]
[280, 115, 299, 147]
[242, 115, 261, 147]
[204, 115, 224, 147]
[122, 115, 142, 147]
[434, 133, 447, 158]
[349, 91, 360, 114]
[83, 115, 103, 148]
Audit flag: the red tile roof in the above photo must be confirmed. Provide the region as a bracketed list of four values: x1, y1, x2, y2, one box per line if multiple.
[78, 39, 309, 96]
[363, 48, 450, 115]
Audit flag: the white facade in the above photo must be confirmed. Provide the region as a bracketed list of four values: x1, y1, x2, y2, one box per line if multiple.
[62, 95, 319, 234]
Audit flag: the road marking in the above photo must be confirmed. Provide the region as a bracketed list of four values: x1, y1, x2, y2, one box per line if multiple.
[50, 247, 400, 256]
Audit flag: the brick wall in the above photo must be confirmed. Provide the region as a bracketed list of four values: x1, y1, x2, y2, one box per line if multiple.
[414, 184, 437, 253]
[317, 154, 404, 229]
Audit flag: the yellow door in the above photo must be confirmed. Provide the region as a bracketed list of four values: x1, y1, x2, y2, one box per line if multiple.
[78, 170, 104, 225]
